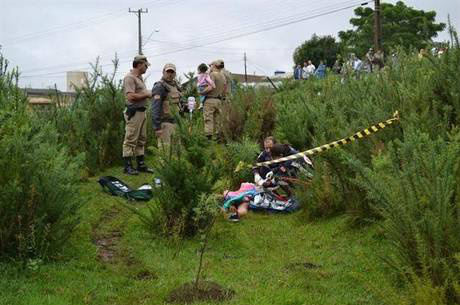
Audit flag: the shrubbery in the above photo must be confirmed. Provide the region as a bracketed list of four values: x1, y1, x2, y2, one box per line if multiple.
[353, 130, 460, 301]
[2, 32, 460, 302]
[215, 33, 460, 301]
[131, 117, 220, 238]
[0, 63, 83, 260]
[36, 60, 126, 175]
[221, 88, 276, 143]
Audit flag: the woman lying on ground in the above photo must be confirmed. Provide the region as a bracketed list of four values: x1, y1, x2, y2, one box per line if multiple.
[221, 182, 258, 222]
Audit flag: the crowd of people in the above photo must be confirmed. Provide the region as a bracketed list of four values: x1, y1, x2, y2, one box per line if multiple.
[294, 48, 386, 81]
[293, 59, 327, 80]
[119, 54, 314, 222]
[118, 44, 446, 220]
[120, 55, 232, 175]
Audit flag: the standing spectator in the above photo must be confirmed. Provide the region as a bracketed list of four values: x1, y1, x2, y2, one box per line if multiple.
[294, 64, 302, 80]
[437, 47, 446, 57]
[122, 55, 153, 175]
[302, 61, 308, 79]
[332, 57, 342, 74]
[151, 63, 183, 147]
[303, 60, 316, 79]
[365, 48, 374, 73]
[351, 54, 362, 71]
[373, 50, 384, 71]
[315, 60, 326, 79]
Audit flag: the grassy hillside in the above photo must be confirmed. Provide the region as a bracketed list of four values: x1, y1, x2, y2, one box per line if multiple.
[0, 169, 396, 305]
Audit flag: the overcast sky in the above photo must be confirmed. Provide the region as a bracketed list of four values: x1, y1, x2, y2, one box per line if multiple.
[1, 0, 458, 90]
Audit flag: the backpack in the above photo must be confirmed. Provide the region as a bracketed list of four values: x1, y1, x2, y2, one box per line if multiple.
[98, 176, 153, 201]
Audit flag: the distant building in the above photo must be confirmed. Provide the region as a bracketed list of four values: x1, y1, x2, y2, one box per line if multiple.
[24, 88, 76, 107]
[66, 71, 88, 92]
[230, 73, 266, 84]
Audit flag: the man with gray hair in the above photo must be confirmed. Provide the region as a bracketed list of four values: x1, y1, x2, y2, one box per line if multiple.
[122, 55, 153, 175]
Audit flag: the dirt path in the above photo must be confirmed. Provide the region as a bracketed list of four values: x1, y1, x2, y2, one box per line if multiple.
[91, 205, 123, 263]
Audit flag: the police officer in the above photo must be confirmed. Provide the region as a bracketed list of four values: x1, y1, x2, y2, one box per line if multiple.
[204, 60, 226, 140]
[219, 60, 233, 102]
[151, 63, 182, 146]
[122, 55, 154, 175]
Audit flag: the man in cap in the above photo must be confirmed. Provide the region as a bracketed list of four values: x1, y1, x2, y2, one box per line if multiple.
[204, 60, 227, 140]
[151, 63, 183, 146]
[122, 55, 154, 175]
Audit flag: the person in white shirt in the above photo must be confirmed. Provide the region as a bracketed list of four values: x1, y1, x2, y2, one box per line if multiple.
[302, 60, 316, 79]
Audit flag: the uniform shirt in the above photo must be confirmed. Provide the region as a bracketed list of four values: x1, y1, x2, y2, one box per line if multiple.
[151, 82, 168, 131]
[207, 71, 226, 98]
[221, 68, 232, 96]
[123, 71, 148, 108]
[151, 80, 181, 130]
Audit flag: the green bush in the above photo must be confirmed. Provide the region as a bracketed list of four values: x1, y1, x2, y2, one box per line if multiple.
[221, 88, 276, 143]
[0, 65, 83, 260]
[216, 137, 260, 189]
[131, 117, 220, 238]
[353, 130, 460, 302]
[37, 60, 126, 175]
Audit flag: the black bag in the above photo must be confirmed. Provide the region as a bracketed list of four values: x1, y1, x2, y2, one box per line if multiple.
[98, 176, 153, 201]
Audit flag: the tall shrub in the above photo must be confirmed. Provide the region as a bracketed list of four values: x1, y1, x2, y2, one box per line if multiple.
[353, 130, 460, 301]
[38, 59, 125, 174]
[221, 88, 276, 143]
[0, 64, 83, 260]
[131, 117, 220, 238]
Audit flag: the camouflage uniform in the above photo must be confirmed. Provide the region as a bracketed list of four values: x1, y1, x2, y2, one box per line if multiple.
[151, 63, 182, 146]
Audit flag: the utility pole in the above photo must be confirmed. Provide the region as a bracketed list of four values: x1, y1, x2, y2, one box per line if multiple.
[129, 8, 148, 55]
[373, 0, 382, 51]
[244, 52, 248, 84]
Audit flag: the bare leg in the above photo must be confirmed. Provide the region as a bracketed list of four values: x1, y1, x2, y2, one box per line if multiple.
[237, 202, 249, 218]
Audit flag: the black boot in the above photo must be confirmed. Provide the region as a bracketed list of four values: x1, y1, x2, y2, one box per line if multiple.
[136, 155, 154, 174]
[123, 157, 139, 175]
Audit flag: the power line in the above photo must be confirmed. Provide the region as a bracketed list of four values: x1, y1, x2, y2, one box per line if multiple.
[12, 0, 326, 59]
[142, 0, 369, 57]
[145, 0, 349, 54]
[1, 0, 183, 46]
[20, 0, 368, 79]
[17, 0, 351, 75]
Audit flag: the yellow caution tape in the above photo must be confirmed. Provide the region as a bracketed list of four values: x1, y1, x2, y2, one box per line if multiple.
[235, 111, 400, 172]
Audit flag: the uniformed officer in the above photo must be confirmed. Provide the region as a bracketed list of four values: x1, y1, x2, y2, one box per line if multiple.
[151, 63, 183, 146]
[204, 59, 226, 140]
[122, 55, 154, 175]
[220, 60, 233, 102]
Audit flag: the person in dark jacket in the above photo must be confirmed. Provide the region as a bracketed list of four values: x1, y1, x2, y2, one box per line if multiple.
[254, 137, 313, 196]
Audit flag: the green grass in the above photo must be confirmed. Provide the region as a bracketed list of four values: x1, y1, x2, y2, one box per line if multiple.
[0, 165, 401, 305]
